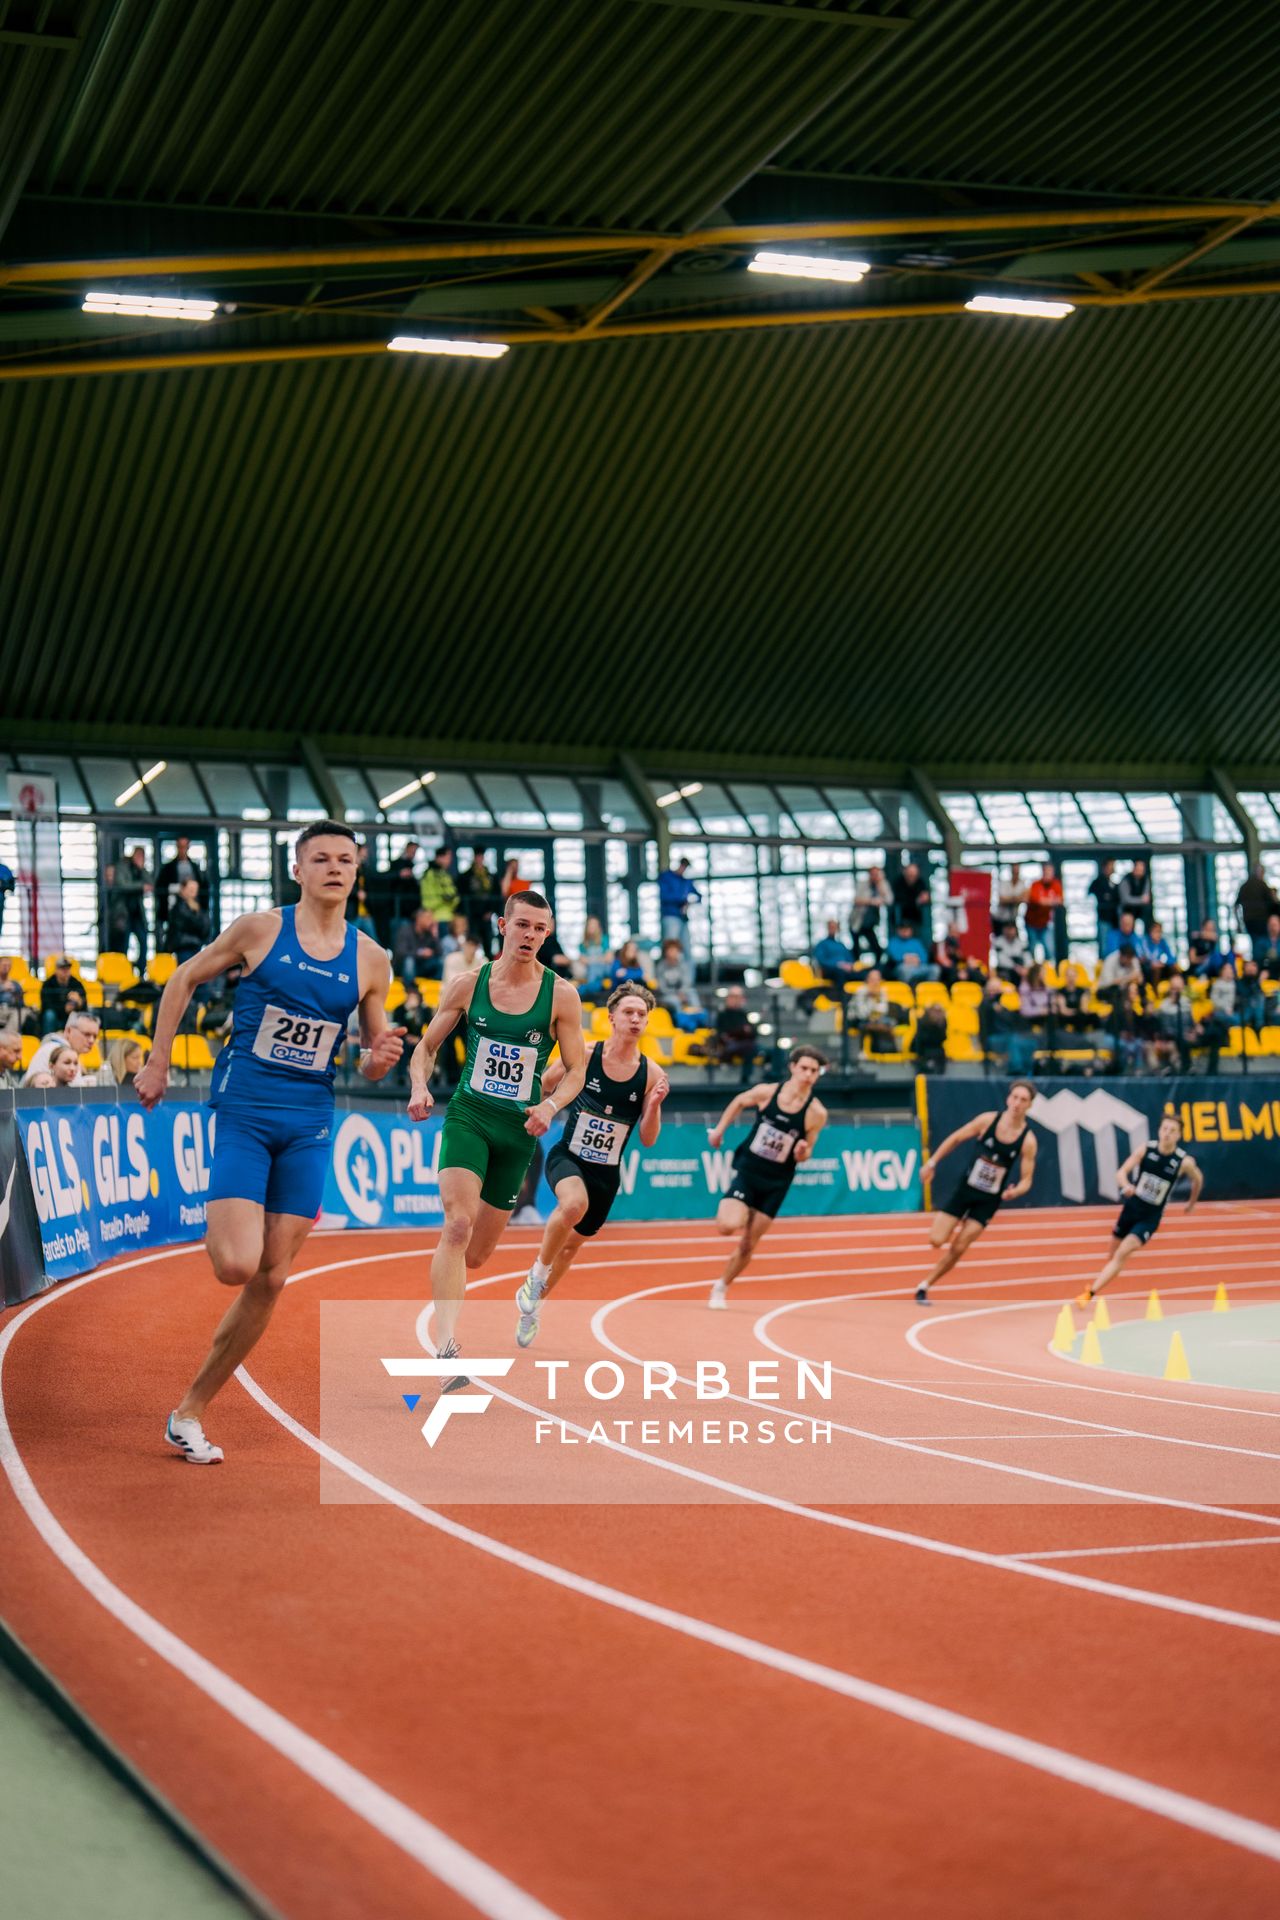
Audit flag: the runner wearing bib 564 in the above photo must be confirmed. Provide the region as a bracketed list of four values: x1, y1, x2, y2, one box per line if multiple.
[134, 820, 405, 1464]
[408, 890, 586, 1389]
[706, 1048, 829, 1309]
[1076, 1111, 1203, 1308]
[515, 984, 670, 1348]
[915, 1079, 1038, 1303]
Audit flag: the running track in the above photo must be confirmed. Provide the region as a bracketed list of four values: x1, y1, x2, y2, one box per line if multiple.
[2, 1203, 1279, 1919]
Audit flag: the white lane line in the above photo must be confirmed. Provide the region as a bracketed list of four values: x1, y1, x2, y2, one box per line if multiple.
[0, 1276, 566, 1920]
[231, 1341, 1280, 1868]
[1010, 1538, 1280, 1563]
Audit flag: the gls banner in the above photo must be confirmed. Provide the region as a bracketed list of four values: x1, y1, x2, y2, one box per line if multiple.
[0, 1104, 49, 1305]
[20, 1101, 217, 1279]
[918, 1075, 1280, 1205]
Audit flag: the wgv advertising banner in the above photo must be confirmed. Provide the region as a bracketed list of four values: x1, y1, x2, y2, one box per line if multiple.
[319, 1110, 922, 1228]
[20, 1101, 217, 1280]
[918, 1075, 1280, 1206]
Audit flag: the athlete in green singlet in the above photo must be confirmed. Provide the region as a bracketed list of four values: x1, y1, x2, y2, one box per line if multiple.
[407, 890, 586, 1387]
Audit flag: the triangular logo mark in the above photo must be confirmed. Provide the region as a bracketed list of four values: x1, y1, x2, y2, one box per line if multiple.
[402, 1393, 421, 1411]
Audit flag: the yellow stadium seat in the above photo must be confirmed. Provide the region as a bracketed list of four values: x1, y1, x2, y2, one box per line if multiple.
[646, 1006, 676, 1037]
[883, 980, 915, 1009]
[1040, 963, 1062, 990]
[949, 1006, 980, 1035]
[20, 1035, 39, 1068]
[79, 1046, 102, 1071]
[386, 977, 406, 1011]
[148, 952, 177, 985]
[914, 980, 950, 1006]
[945, 1033, 983, 1062]
[1228, 1027, 1262, 1056]
[171, 1035, 216, 1070]
[1262, 977, 1279, 994]
[44, 953, 81, 975]
[672, 1029, 712, 1065]
[951, 981, 983, 1006]
[417, 977, 443, 1006]
[3, 954, 31, 982]
[23, 982, 40, 1008]
[780, 959, 821, 991]
[95, 951, 138, 991]
[590, 1006, 612, 1037]
[83, 980, 104, 1007]
[1261, 1026, 1280, 1053]
[639, 1035, 673, 1066]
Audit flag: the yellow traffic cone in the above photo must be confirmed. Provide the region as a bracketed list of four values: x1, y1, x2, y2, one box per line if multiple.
[1145, 1290, 1163, 1320]
[1080, 1323, 1104, 1367]
[1051, 1304, 1076, 1353]
[1213, 1282, 1230, 1314]
[1164, 1330, 1192, 1382]
[1091, 1295, 1112, 1332]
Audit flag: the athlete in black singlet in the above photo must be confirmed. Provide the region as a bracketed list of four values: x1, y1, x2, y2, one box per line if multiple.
[1076, 1110, 1203, 1307]
[707, 1047, 828, 1308]
[915, 1079, 1038, 1302]
[514, 985, 669, 1347]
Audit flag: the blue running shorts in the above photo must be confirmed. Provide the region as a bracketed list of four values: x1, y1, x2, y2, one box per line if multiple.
[207, 1105, 334, 1219]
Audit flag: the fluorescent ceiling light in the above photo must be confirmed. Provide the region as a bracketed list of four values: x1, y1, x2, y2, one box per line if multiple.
[965, 295, 1075, 320]
[114, 761, 167, 807]
[84, 292, 217, 321]
[655, 781, 704, 808]
[378, 772, 438, 809]
[748, 250, 870, 284]
[387, 336, 508, 359]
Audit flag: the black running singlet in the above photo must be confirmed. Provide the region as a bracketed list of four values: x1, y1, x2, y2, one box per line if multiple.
[963, 1114, 1028, 1198]
[736, 1084, 814, 1178]
[556, 1043, 649, 1171]
[1126, 1141, 1186, 1222]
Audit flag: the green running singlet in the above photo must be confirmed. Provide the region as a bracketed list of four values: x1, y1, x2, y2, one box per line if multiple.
[438, 962, 558, 1209]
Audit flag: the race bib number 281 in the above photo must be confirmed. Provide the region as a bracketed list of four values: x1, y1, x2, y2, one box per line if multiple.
[251, 1003, 342, 1073]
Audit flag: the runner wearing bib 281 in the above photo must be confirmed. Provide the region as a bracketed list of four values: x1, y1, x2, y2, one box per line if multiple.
[407, 890, 586, 1390]
[706, 1047, 829, 1309]
[514, 984, 670, 1348]
[915, 1079, 1037, 1304]
[133, 820, 405, 1465]
[1075, 1110, 1203, 1309]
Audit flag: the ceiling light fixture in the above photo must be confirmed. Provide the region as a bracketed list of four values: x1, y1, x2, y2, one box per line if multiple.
[114, 761, 167, 807]
[965, 295, 1075, 320]
[378, 772, 438, 809]
[655, 782, 704, 808]
[747, 250, 870, 284]
[84, 292, 218, 321]
[387, 336, 508, 359]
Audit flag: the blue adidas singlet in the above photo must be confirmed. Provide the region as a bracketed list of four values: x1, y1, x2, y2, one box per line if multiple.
[210, 907, 361, 1116]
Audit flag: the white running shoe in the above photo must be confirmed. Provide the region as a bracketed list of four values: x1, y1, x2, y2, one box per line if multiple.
[165, 1412, 224, 1465]
[709, 1282, 728, 1310]
[437, 1337, 469, 1394]
[515, 1272, 544, 1348]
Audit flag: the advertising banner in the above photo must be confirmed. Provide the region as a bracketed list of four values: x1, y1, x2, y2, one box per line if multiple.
[947, 867, 992, 968]
[1, 1104, 50, 1305]
[918, 1074, 1280, 1205]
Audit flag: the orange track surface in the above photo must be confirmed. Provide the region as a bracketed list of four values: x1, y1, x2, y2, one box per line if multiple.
[3, 1205, 1279, 1919]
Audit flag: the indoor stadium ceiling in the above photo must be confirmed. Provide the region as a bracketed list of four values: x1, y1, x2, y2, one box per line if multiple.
[4, 0, 1280, 780]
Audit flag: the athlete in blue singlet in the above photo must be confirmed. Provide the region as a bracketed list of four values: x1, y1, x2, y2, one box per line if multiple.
[136, 820, 404, 1463]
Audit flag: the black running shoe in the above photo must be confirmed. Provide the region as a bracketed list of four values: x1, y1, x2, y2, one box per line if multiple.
[914, 1287, 930, 1304]
[437, 1337, 469, 1393]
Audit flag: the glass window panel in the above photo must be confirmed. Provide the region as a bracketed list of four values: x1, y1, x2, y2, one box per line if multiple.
[200, 760, 266, 817]
[531, 775, 586, 832]
[1125, 792, 1184, 842]
[257, 765, 321, 818]
[941, 793, 993, 845]
[366, 767, 419, 812]
[692, 783, 750, 835]
[1238, 792, 1280, 836]
[778, 785, 843, 839]
[58, 822, 97, 878]
[554, 883, 587, 954]
[1269, 795, 1280, 839]
[833, 798, 886, 840]
[1262, 853, 1280, 894]
[727, 783, 785, 837]
[977, 792, 1044, 844]
[553, 837, 585, 880]
[81, 757, 151, 814]
[140, 760, 207, 818]
[1060, 858, 1099, 964]
[635, 881, 660, 949]
[1149, 855, 1187, 951]
[1025, 791, 1093, 841]
[330, 765, 378, 820]
[705, 840, 758, 876]
[1211, 798, 1243, 845]
[1078, 792, 1141, 839]
[598, 780, 645, 832]
[15, 755, 90, 811]
[1214, 853, 1247, 935]
[474, 773, 546, 830]
[706, 878, 760, 964]
[430, 771, 492, 828]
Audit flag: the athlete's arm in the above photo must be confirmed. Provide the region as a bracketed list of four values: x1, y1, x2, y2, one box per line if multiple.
[355, 941, 405, 1082]
[707, 1084, 770, 1149]
[525, 982, 587, 1137]
[407, 972, 476, 1122]
[920, 1113, 992, 1184]
[639, 1065, 670, 1148]
[1183, 1155, 1204, 1212]
[540, 1057, 570, 1096]
[793, 1097, 828, 1164]
[1004, 1129, 1038, 1202]
[1115, 1144, 1144, 1199]
[134, 912, 272, 1110]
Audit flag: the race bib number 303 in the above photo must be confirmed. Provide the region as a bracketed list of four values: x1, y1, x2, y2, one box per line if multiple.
[471, 1036, 537, 1103]
[251, 1003, 342, 1073]
[567, 1111, 628, 1166]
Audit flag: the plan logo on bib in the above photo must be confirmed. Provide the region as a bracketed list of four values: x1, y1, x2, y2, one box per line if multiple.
[1030, 1088, 1147, 1202]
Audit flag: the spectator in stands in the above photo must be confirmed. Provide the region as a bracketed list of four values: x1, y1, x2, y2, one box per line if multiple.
[1256, 914, 1280, 980]
[538, 927, 574, 979]
[886, 921, 940, 985]
[1102, 909, 1138, 958]
[385, 841, 424, 935]
[1137, 919, 1175, 984]
[421, 847, 460, 921]
[46, 1044, 82, 1087]
[991, 919, 1031, 985]
[1237, 960, 1266, 1032]
[27, 1009, 109, 1085]
[654, 939, 702, 1028]
[1188, 917, 1233, 978]
[155, 837, 206, 929]
[107, 1037, 144, 1087]
[199, 965, 241, 1043]
[395, 908, 442, 987]
[0, 858, 13, 943]
[40, 955, 84, 1034]
[458, 851, 500, 954]
[439, 912, 469, 959]
[0, 956, 23, 1033]
[659, 858, 701, 960]
[892, 861, 931, 938]
[114, 846, 152, 965]
[26, 1071, 55, 1088]
[443, 934, 484, 986]
[396, 987, 430, 1055]
[913, 999, 949, 1075]
[811, 918, 858, 1004]
[603, 940, 648, 996]
[849, 970, 896, 1054]
[573, 916, 611, 999]
[0, 1028, 22, 1088]
[850, 866, 891, 963]
[710, 986, 757, 1083]
[1112, 981, 1152, 1075]
[1088, 859, 1120, 945]
[978, 975, 1025, 1070]
[1236, 864, 1280, 958]
[1117, 859, 1152, 931]
[996, 863, 1025, 932]
[1023, 862, 1064, 962]
[1152, 973, 1198, 1074]
[939, 945, 985, 990]
[1209, 962, 1238, 1024]
[1052, 958, 1093, 1032]
[1018, 963, 1052, 1023]
[163, 876, 210, 969]
[501, 856, 533, 902]
[344, 841, 379, 940]
[1098, 940, 1143, 1009]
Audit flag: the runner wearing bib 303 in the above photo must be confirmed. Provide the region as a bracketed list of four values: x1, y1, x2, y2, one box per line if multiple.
[406, 889, 587, 1389]
[515, 985, 670, 1349]
[706, 1048, 829, 1309]
[133, 820, 405, 1465]
[1076, 1112, 1203, 1308]
[915, 1080, 1038, 1303]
